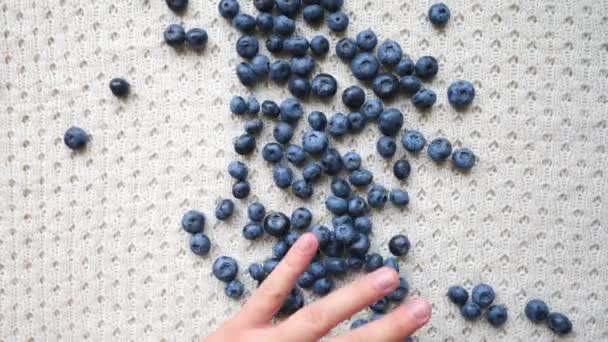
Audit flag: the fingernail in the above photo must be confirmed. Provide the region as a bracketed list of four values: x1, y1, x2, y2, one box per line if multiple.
[405, 298, 432, 324]
[373, 267, 398, 294]
[295, 233, 317, 254]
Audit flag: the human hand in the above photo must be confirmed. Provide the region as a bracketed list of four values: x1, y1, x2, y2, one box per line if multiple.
[207, 233, 432, 341]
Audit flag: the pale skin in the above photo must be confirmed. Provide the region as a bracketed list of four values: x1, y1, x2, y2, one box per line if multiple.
[207, 233, 432, 341]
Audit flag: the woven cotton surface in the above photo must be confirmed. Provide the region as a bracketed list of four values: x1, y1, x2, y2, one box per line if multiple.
[1, 0, 607, 341]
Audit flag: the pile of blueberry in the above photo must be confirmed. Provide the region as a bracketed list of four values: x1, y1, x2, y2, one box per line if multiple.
[525, 299, 573, 335]
[447, 284, 508, 327]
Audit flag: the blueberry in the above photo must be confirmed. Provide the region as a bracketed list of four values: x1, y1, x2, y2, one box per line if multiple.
[308, 111, 327, 130]
[310, 35, 330, 56]
[290, 55, 316, 76]
[109, 78, 130, 97]
[275, 0, 301, 18]
[230, 96, 247, 115]
[447, 286, 469, 306]
[164, 24, 186, 46]
[342, 151, 361, 172]
[181, 210, 205, 234]
[247, 96, 260, 114]
[244, 118, 264, 135]
[332, 215, 353, 227]
[335, 38, 358, 60]
[313, 277, 334, 296]
[248, 263, 266, 281]
[349, 169, 373, 187]
[273, 164, 294, 188]
[263, 212, 291, 237]
[292, 179, 313, 198]
[428, 3, 451, 26]
[525, 299, 550, 322]
[327, 11, 349, 32]
[218, 0, 239, 19]
[335, 224, 357, 245]
[297, 271, 316, 288]
[472, 283, 495, 308]
[236, 35, 259, 59]
[356, 29, 378, 51]
[186, 28, 208, 49]
[254, 0, 275, 12]
[311, 225, 331, 248]
[351, 319, 368, 329]
[256, 12, 274, 32]
[302, 162, 323, 181]
[279, 287, 305, 315]
[354, 216, 372, 235]
[367, 184, 388, 208]
[347, 233, 370, 256]
[370, 297, 389, 313]
[228, 161, 248, 180]
[273, 15, 296, 36]
[288, 77, 311, 98]
[322, 238, 343, 257]
[224, 280, 245, 299]
[428, 137, 452, 162]
[236, 62, 257, 86]
[269, 60, 291, 83]
[461, 302, 481, 320]
[262, 100, 280, 118]
[377, 40, 403, 67]
[246, 202, 266, 222]
[263, 257, 280, 274]
[395, 58, 415, 76]
[321, 0, 343, 11]
[372, 72, 400, 99]
[233, 13, 256, 32]
[415, 56, 439, 79]
[279, 98, 304, 123]
[547, 313, 573, 335]
[348, 195, 368, 217]
[325, 196, 348, 215]
[273, 122, 294, 143]
[283, 36, 309, 56]
[286, 144, 306, 166]
[234, 133, 256, 155]
[364, 253, 384, 272]
[399, 75, 422, 94]
[63, 126, 88, 150]
[328, 113, 349, 137]
[389, 234, 410, 256]
[166, 0, 188, 12]
[266, 34, 284, 53]
[350, 52, 380, 81]
[324, 257, 348, 275]
[302, 130, 329, 155]
[393, 160, 411, 181]
[311, 73, 338, 97]
[447, 80, 475, 108]
[189, 233, 211, 255]
[384, 257, 399, 271]
[320, 148, 343, 175]
[303, 5, 324, 24]
[486, 304, 508, 327]
[308, 261, 327, 278]
[347, 112, 366, 132]
[291, 207, 312, 230]
[412, 88, 436, 108]
[331, 177, 352, 198]
[215, 199, 235, 220]
[342, 85, 366, 109]
[212, 256, 238, 282]
[273, 239, 291, 259]
[388, 277, 410, 302]
[452, 148, 476, 170]
[376, 136, 397, 158]
[402, 130, 426, 153]
[242, 222, 264, 240]
[390, 189, 409, 207]
[232, 181, 251, 199]
[362, 98, 384, 121]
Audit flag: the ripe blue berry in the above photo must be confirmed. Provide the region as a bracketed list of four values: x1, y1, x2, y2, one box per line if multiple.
[164, 24, 186, 46]
[276, 0, 301, 18]
[331, 177, 352, 198]
[63, 126, 88, 150]
[327, 11, 349, 32]
[447, 80, 475, 108]
[215, 199, 235, 220]
[311, 73, 338, 97]
[313, 277, 334, 296]
[166, 0, 188, 12]
[325, 196, 348, 215]
[395, 58, 415, 76]
[349, 169, 373, 187]
[372, 72, 399, 99]
[283, 36, 309, 56]
[461, 302, 482, 320]
[185, 28, 208, 50]
[472, 283, 495, 308]
[362, 98, 384, 120]
[247, 202, 266, 222]
[415, 56, 439, 79]
[525, 299, 550, 322]
[262, 100, 280, 118]
[399, 75, 422, 94]
[302, 162, 323, 182]
[109, 78, 130, 97]
[181, 210, 205, 234]
[224, 280, 245, 299]
[248, 263, 266, 281]
[272, 239, 290, 259]
[370, 297, 389, 313]
[266, 34, 284, 53]
[228, 161, 248, 180]
[269, 60, 291, 83]
[311, 225, 331, 248]
[342, 85, 366, 109]
[236, 35, 259, 59]
[242, 222, 264, 240]
[364, 253, 383, 272]
[328, 113, 349, 137]
[263, 258, 280, 274]
[351, 52, 380, 81]
[348, 195, 369, 217]
[290, 55, 316, 76]
[367, 184, 388, 208]
[378, 108, 403, 136]
[218, 0, 239, 19]
[347, 233, 370, 256]
[263, 212, 291, 237]
[310, 35, 330, 56]
[291, 207, 312, 230]
[232, 181, 251, 199]
[320, 148, 343, 175]
[212, 256, 238, 282]
[447, 286, 469, 306]
[254, 0, 274, 12]
[389, 234, 410, 256]
[232, 13, 256, 32]
[377, 40, 403, 67]
[547, 313, 573, 335]
[303, 5, 324, 24]
[388, 277, 410, 302]
[356, 29, 378, 51]
[402, 130, 426, 153]
[486, 304, 508, 327]
[393, 159, 411, 180]
[342, 151, 361, 172]
[273, 122, 294, 144]
[354, 216, 372, 235]
[234, 133, 256, 155]
[334, 224, 357, 245]
[297, 271, 316, 288]
[286, 144, 306, 166]
[189, 233, 211, 255]
[280, 98, 304, 123]
[452, 148, 476, 170]
[389, 189, 409, 207]
[347, 112, 366, 132]
[412, 88, 437, 108]
[428, 3, 451, 26]
[376, 136, 397, 158]
[244, 118, 264, 135]
[321, 0, 343, 11]
[230, 96, 247, 115]
[302, 130, 329, 155]
[273, 164, 294, 188]
[256, 12, 274, 32]
[428, 137, 452, 162]
[308, 111, 327, 130]
[279, 287, 305, 315]
[335, 38, 358, 60]
[236, 62, 257, 86]
[292, 179, 313, 198]
[273, 15, 296, 36]
[247, 96, 260, 114]
[324, 257, 348, 275]
[332, 215, 353, 228]
[288, 77, 311, 98]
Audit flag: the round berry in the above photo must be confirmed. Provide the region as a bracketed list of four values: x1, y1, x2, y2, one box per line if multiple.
[428, 137, 452, 162]
[63, 126, 88, 150]
[263, 212, 291, 237]
[181, 210, 205, 234]
[189, 233, 211, 255]
[212, 256, 238, 282]
[389, 234, 410, 256]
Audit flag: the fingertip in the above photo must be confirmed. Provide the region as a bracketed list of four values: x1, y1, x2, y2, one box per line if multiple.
[371, 267, 400, 294]
[294, 232, 319, 255]
[402, 297, 432, 325]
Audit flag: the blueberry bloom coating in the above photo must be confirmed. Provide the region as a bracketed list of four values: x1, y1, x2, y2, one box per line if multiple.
[286, 144, 306, 166]
[486, 304, 508, 327]
[415, 56, 439, 79]
[233, 13, 256, 32]
[280, 97, 304, 123]
[302, 130, 329, 155]
[266, 34, 284, 53]
[399, 75, 422, 94]
[273, 164, 294, 188]
[372, 73, 400, 99]
[320, 148, 343, 175]
[247, 96, 260, 114]
[186, 28, 208, 49]
[332, 215, 353, 227]
[347, 256, 365, 270]
[273, 122, 294, 144]
[377, 40, 403, 67]
[525, 299, 550, 322]
[244, 118, 264, 135]
[232, 181, 251, 199]
[308, 111, 327, 131]
[303, 5, 324, 23]
[215, 199, 235, 220]
[331, 177, 352, 198]
[348, 233, 370, 256]
[242, 222, 264, 240]
[64, 126, 88, 150]
[224, 280, 245, 299]
[291, 55, 316, 76]
[546, 312, 573, 335]
[313, 277, 334, 296]
[272, 239, 290, 259]
[284, 36, 309, 56]
[325, 196, 348, 215]
[412, 88, 437, 108]
[263, 258, 280, 274]
[297, 271, 316, 288]
[236, 62, 257, 86]
[288, 76, 311, 98]
[291, 179, 313, 198]
[447, 80, 475, 108]
[247, 202, 266, 222]
[291, 207, 312, 229]
[428, 3, 451, 26]
[164, 24, 186, 46]
[248, 263, 266, 281]
[311, 225, 331, 249]
[428, 137, 452, 162]
[367, 184, 388, 208]
[274, 15, 296, 36]
[302, 162, 323, 182]
[276, 0, 302, 18]
[327, 11, 349, 32]
[347, 112, 366, 132]
[472, 283, 496, 308]
[349, 169, 373, 187]
[218, 0, 239, 19]
[321, 0, 343, 11]
[230, 96, 247, 115]
[311, 73, 338, 97]
[189, 233, 211, 255]
[362, 98, 384, 121]
[181, 210, 205, 234]
[263, 212, 291, 237]
[324, 257, 348, 275]
[395, 58, 415, 76]
[254, 0, 275, 12]
[334, 224, 357, 245]
[447, 286, 469, 306]
[234, 133, 256, 155]
[269, 60, 291, 83]
[328, 113, 349, 137]
[378, 108, 404, 136]
[342, 151, 362, 172]
[389, 189, 409, 207]
[354, 216, 372, 235]
[262, 100, 280, 118]
[308, 261, 326, 279]
[228, 161, 248, 180]
[402, 130, 426, 153]
[461, 302, 482, 320]
[279, 287, 305, 315]
[351, 52, 380, 81]
[389, 234, 410, 256]
[212, 256, 238, 282]
[364, 253, 384, 272]
[376, 136, 397, 158]
[335, 38, 358, 60]
[310, 35, 330, 56]
[256, 12, 274, 32]
[393, 159, 411, 180]
[342, 85, 366, 109]
[452, 148, 476, 170]
[236, 35, 259, 59]
[356, 29, 378, 51]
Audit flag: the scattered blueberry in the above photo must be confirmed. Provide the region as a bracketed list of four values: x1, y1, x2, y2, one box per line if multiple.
[297, 271, 316, 288]
[388, 277, 410, 302]
[263, 258, 280, 274]
[164, 24, 186, 46]
[372, 72, 400, 99]
[280, 98, 304, 123]
[273, 164, 294, 188]
[247, 96, 260, 114]
[447, 80, 475, 108]
[378, 108, 404, 136]
[349, 169, 373, 187]
[233, 13, 256, 32]
[109, 78, 130, 97]
[376, 136, 397, 158]
[472, 283, 496, 308]
[321, 0, 343, 11]
[225, 280, 245, 298]
[236, 35, 259, 59]
[269, 60, 292, 83]
[286, 144, 306, 166]
[384, 256, 399, 272]
[254, 0, 275, 12]
[342, 151, 362, 172]
[356, 29, 378, 51]
[364, 253, 384, 272]
[279, 287, 305, 315]
[63, 126, 88, 150]
[190, 233, 211, 255]
[248, 263, 266, 281]
[351, 52, 380, 81]
[272, 239, 291, 259]
[308, 111, 327, 130]
[389, 234, 410, 256]
[324, 257, 348, 275]
[377, 39, 403, 67]
[399, 75, 422, 94]
[256, 12, 274, 32]
[185, 28, 208, 50]
[447, 286, 469, 306]
[311, 73, 338, 97]
[331, 177, 352, 198]
[302, 130, 329, 155]
[215, 199, 235, 220]
[452, 148, 476, 170]
[389, 189, 409, 207]
[327, 11, 349, 32]
[486, 304, 508, 327]
[166, 0, 188, 12]
[242, 222, 264, 240]
[310, 35, 330, 56]
[347, 112, 366, 132]
[218, 0, 239, 19]
[273, 15, 296, 36]
[546, 312, 573, 335]
[236, 62, 257, 86]
[313, 277, 334, 296]
[362, 98, 384, 120]
[275, 0, 302, 18]
[428, 3, 451, 26]
[228, 160, 248, 181]
[393, 159, 411, 180]
[367, 184, 388, 208]
[427, 137, 452, 162]
[284, 230, 301, 246]
[525, 299, 550, 322]
[303, 162, 323, 182]
[234, 133, 256, 155]
[283, 36, 309, 56]
[311, 225, 332, 248]
[401, 130, 426, 153]
[273, 122, 294, 143]
[332, 215, 353, 227]
[320, 148, 343, 175]
[232, 180, 251, 199]
[328, 113, 349, 137]
[247, 202, 266, 222]
[303, 4, 325, 24]
[212, 256, 238, 282]
[461, 302, 482, 320]
[325, 196, 348, 215]
[335, 224, 357, 245]
[288, 76, 311, 98]
[230, 96, 248, 115]
[292, 179, 313, 198]
[290, 55, 316, 76]
[266, 34, 284, 53]
[347, 233, 370, 256]
[262, 100, 280, 118]
[395, 58, 415, 76]
[335, 38, 359, 60]
[181, 210, 205, 234]
[263, 212, 291, 237]
[244, 118, 264, 135]
[291, 207, 312, 230]
[412, 88, 437, 108]
[415, 56, 439, 79]
[354, 216, 372, 235]
[342, 85, 366, 109]
[308, 261, 326, 279]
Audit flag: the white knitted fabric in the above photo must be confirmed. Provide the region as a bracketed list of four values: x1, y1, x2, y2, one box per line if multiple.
[1, 0, 607, 341]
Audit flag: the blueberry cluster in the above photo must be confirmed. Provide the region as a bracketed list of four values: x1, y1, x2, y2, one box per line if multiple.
[181, 210, 213, 257]
[164, 24, 209, 50]
[525, 299, 573, 335]
[447, 284, 508, 327]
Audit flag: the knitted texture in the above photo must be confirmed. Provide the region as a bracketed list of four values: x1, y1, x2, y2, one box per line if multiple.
[1, 0, 607, 341]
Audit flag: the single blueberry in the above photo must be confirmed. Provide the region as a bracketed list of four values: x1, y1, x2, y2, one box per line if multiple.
[275, 0, 301, 18]
[109, 78, 130, 97]
[351, 319, 368, 329]
[297, 271, 316, 288]
[362, 98, 384, 121]
[311, 73, 338, 97]
[272, 239, 291, 259]
[342, 151, 361, 172]
[347, 233, 370, 256]
[248, 263, 266, 281]
[263, 257, 281, 274]
[461, 302, 482, 320]
[428, 3, 451, 26]
[367, 184, 388, 208]
[390, 189, 409, 207]
[234, 133, 256, 155]
[230, 96, 248, 115]
[384, 257, 399, 271]
[321, 0, 343, 11]
[247, 96, 260, 114]
[486, 304, 508, 327]
[181, 210, 205, 234]
[370, 297, 389, 313]
[286, 144, 306, 166]
[254, 0, 275, 12]
[212, 256, 238, 282]
[335, 224, 357, 245]
[402, 130, 426, 153]
[388, 277, 410, 302]
[291, 207, 312, 230]
[186, 28, 208, 50]
[269, 60, 291, 83]
[303, 4, 324, 24]
[166, 0, 188, 12]
[302, 130, 329, 155]
[472, 283, 496, 308]
[263, 212, 291, 237]
[335, 38, 358, 60]
[232, 181, 251, 199]
[395, 58, 415, 76]
[256, 12, 274, 32]
[302, 162, 323, 182]
[351, 52, 380, 81]
[325, 196, 348, 215]
[415, 56, 439, 79]
[377, 40, 403, 67]
[399, 75, 422, 94]
[364, 253, 384, 272]
[311, 225, 331, 248]
[279, 98, 304, 123]
[292, 179, 313, 198]
[354, 216, 372, 235]
[247, 202, 266, 222]
[224, 280, 245, 299]
[356, 29, 378, 51]
[266, 34, 284, 53]
[236, 35, 259, 59]
[348, 195, 368, 217]
[251, 55, 270, 77]
[228, 161, 248, 180]
[331, 177, 352, 198]
[313, 277, 334, 296]
[288, 76, 311, 98]
[376, 136, 397, 158]
[327, 11, 349, 32]
[279, 287, 305, 315]
[308, 261, 327, 278]
[452, 147, 476, 170]
[164, 24, 186, 46]
[262, 100, 280, 118]
[273, 15, 296, 36]
[320, 148, 343, 175]
[372, 72, 400, 99]
[215, 199, 235, 220]
[244, 118, 264, 135]
[290, 55, 316, 76]
[328, 113, 349, 137]
[447, 80, 475, 108]
[428, 137, 452, 162]
[447, 286, 469, 306]
[273, 164, 294, 188]
[347, 112, 366, 132]
[236, 62, 257, 86]
[324, 257, 348, 275]
[389, 234, 410, 256]
[232, 13, 256, 32]
[283, 36, 309, 56]
[349, 170, 373, 188]
[218, 0, 239, 19]
[547, 313, 573, 335]
[242, 222, 264, 240]
[412, 88, 437, 108]
[308, 111, 327, 130]
[310, 35, 330, 56]
[342, 85, 366, 109]
[525, 299, 550, 322]
[321, 236, 343, 257]
[63, 126, 88, 150]
[273, 122, 294, 144]
[332, 215, 353, 228]
[189, 233, 211, 255]
[377, 108, 404, 136]
[393, 160, 411, 180]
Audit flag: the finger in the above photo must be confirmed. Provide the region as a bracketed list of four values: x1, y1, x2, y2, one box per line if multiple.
[238, 233, 318, 326]
[333, 297, 432, 342]
[276, 267, 399, 340]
